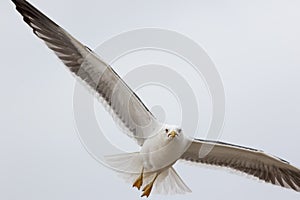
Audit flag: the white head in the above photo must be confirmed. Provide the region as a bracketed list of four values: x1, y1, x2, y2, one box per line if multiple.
[161, 125, 183, 141]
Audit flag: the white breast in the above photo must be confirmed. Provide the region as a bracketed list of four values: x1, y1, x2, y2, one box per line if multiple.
[140, 132, 189, 172]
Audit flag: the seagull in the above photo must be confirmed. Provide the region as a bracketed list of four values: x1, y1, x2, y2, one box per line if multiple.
[12, 0, 300, 197]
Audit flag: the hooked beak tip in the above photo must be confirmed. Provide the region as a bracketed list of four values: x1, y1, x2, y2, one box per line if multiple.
[168, 131, 178, 138]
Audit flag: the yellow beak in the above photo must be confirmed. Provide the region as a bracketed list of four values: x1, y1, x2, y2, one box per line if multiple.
[168, 131, 178, 138]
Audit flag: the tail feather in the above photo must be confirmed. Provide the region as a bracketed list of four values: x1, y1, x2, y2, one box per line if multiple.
[104, 152, 143, 174]
[154, 167, 192, 195]
[105, 153, 192, 195]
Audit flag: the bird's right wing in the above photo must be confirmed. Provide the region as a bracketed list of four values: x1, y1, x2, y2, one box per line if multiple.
[12, 0, 161, 145]
[181, 139, 300, 191]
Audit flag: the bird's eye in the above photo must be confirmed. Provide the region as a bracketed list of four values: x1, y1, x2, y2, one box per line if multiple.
[178, 128, 182, 133]
[165, 128, 169, 133]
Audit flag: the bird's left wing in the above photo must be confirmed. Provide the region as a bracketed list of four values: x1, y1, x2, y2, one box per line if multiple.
[12, 0, 160, 145]
[181, 139, 300, 191]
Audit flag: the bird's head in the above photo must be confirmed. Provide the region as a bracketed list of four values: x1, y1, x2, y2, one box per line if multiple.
[162, 125, 182, 140]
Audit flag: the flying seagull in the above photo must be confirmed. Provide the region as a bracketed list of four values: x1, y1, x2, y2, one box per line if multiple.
[12, 0, 300, 197]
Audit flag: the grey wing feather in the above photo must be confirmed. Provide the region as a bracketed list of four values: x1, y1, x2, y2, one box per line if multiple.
[12, 0, 160, 145]
[181, 139, 300, 192]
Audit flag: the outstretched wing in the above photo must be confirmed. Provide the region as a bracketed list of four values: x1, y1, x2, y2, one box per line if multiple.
[181, 139, 300, 191]
[12, 0, 160, 145]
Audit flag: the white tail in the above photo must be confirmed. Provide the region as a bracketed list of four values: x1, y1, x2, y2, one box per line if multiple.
[104, 153, 192, 195]
[104, 152, 143, 174]
[154, 167, 192, 195]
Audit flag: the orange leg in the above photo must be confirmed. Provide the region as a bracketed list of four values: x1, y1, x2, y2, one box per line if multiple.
[141, 173, 159, 198]
[132, 167, 144, 190]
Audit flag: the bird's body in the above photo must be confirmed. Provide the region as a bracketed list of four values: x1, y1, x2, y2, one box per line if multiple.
[139, 126, 189, 172]
[105, 126, 192, 196]
[12, 0, 300, 198]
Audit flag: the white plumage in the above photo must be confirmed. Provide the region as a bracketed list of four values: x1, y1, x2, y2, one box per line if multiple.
[12, 0, 300, 197]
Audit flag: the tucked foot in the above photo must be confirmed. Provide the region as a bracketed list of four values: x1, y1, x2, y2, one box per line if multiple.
[133, 167, 144, 190]
[141, 182, 154, 198]
[141, 173, 159, 197]
[132, 175, 143, 190]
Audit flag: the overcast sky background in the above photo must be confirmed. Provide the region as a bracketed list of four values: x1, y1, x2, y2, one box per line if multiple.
[1, 0, 300, 199]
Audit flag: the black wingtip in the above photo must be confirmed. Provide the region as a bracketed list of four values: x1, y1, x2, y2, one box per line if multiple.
[12, 0, 24, 6]
[12, 0, 59, 29]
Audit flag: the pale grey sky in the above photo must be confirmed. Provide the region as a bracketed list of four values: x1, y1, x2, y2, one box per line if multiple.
[1, 0, 300, 199]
